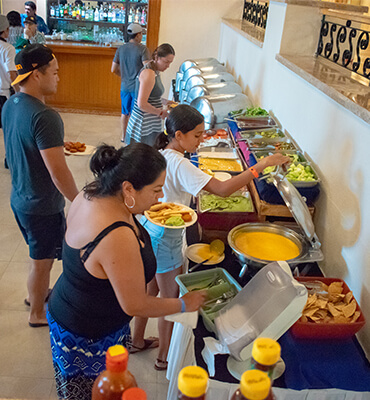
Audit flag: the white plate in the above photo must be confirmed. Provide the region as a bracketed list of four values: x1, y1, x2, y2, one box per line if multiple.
[144, 202, 197, 230]
[227, 356, 286, 381]
[214, 172, 232, 181]
[64, 144, 95, 156]
[186, 243, 225, 265]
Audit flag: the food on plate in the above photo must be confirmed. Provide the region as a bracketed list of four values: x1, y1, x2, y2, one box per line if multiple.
[234, 231, 300, 261]
[164, 216, 184, 226]
[299, 281, 361, 324]
[200, 193, 253, 212]
[199, 157, 243, 172]
[64, 141, 86, 153]
[231, 107, 269, 117]
[146, 202, 193, 226]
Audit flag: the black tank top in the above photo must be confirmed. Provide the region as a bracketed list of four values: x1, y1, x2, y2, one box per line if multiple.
[49, 219, 157, 339]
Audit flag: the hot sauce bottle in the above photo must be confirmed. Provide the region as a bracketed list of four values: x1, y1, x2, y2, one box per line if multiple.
[121, 387, 147, 400]
[231, 370, 275, 400]
[177, 366, 209, 400]
[92, 345, 137, 400]
[251, 338, 281, 380]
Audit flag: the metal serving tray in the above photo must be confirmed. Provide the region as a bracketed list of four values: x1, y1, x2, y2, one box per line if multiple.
[198, 188, 254, 213]
[246, 137, 298, 151]
[261, 162, 320, 188]
[197, 147, 240, 159]
[236, 116, 277, 130]
[251, 150, 307, 163]
[238, 128, 285, 140]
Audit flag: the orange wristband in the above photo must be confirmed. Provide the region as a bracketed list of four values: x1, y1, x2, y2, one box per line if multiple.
[249, 167, 259, 178]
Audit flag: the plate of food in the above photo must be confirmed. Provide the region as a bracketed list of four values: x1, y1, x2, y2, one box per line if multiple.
[64, 142, 95, 156]
[144, 202, 197, 229]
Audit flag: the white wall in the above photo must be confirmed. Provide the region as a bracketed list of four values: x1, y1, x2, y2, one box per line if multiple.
[157, 0, 244, 98]
[219, 2, 370, 356]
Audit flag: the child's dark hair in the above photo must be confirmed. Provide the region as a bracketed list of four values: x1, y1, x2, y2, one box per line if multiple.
[154, 104, 204, 151]
[84, 143, 166, 199]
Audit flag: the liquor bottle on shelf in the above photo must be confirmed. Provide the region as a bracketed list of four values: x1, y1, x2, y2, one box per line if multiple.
[99, 5, 104, 22]
[128, 7, 134, 23]
[94, 6, 100, 22]
[103, 3, 108, 22]
[141, 8, 147, 25]
[108, 4, 113, 23]
[134, 8, 140, 23]
[55, 5, 59, 18]
[50, 4, 55, 17]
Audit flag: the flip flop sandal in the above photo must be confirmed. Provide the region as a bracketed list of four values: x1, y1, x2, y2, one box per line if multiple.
[24, 288, 53, 307]
[127, 337, 159, 354]
[154, 359, 168, 371]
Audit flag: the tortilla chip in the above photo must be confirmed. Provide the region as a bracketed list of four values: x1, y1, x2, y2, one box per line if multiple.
[342, 300, 357, 318]
[327, 303, 341, 317]
[328, 281, 343, 295]
[333, 315, 350, 324]
[345, 291, 353, 304]
[303, 307, 319, 317]
[351, 311, 361, 323]
[301, 315, 308, 323]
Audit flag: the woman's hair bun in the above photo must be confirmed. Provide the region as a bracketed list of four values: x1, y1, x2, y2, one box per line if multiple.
[90, 144, 121, 177]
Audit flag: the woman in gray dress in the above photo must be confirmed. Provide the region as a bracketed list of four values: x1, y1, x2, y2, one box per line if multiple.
[126, 43, 176, 146]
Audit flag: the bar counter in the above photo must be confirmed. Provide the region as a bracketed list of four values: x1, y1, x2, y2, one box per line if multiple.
[46, 40, 121, 114]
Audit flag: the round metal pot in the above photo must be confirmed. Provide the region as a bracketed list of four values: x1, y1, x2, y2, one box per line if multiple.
[227, 223, 310, 269]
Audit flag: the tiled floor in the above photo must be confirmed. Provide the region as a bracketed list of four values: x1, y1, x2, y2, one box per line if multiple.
[0, 112, 167, 399]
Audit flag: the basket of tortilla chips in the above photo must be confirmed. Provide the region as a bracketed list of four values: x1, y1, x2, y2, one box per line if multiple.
[291, 277, 365, 339]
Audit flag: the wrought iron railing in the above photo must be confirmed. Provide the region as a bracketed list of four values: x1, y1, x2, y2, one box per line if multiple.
[242, 0, 269, 29]
[316, 14, 370, 83]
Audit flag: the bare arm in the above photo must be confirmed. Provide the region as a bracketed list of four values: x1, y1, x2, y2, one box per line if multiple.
[111, 61, 121, 77]
[203, 153, 290, 197]
[137, 69, 165, 118]
[8, 71, 19, 92]
[40, 146, 79, 202]
[91, 227, 205, 317]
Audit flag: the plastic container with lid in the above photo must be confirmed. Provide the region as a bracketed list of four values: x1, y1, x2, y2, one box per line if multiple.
[251, 338, 281, 380]
[231, 370, 275, 400]
[214, 261, 308, 362]
[121, 387, 147, 400]
[178, 366, 209, 399]
[92, 345, 137, 400]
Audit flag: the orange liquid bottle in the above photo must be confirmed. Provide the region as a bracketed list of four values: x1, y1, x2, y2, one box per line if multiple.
[122, 387, 147, 400]
[92, 345, 137, 400]
[231, 370, 275, 400]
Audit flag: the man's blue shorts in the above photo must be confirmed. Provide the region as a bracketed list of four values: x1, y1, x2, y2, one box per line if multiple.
[12, 207, 66, 260]
[120, 90, 136, 115]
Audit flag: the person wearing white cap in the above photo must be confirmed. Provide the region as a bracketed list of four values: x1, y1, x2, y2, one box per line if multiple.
[0, 14, 17, 127]
[111, 23, 150, 142]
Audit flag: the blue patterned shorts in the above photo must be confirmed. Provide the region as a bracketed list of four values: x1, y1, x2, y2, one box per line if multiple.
[47, 310, 131, 400]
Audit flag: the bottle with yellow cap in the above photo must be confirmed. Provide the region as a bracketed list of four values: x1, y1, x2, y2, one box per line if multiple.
[177, 366, 209, 399]
[251, 338, 281, 380]
[231, 370, 275, 400]
[92, 345, 137, 400]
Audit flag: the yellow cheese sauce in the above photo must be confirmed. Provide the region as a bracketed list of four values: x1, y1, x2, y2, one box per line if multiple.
[199, 157, 243, 172]
[234, 231, 300, 261]
[196, 245, 216, 260]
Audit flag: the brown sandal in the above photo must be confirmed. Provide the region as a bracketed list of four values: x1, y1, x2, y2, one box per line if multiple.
[154, 359, 168, 371]
[127, 337, 159, 354]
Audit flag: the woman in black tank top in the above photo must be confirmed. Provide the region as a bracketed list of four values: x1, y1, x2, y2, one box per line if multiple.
[47, 143, 206, 400]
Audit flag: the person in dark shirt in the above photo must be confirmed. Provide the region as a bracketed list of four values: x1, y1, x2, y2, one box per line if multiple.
[47, 143, 206, 400]
[2, 44, 78, 328]
[21, 1, 49, 34]
[111, 23, 150, 142]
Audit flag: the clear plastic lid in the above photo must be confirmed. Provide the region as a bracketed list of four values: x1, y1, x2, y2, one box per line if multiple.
[270, 167, 321, 249]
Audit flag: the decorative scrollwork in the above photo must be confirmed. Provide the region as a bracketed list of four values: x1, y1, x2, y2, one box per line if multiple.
[242, 0, 269, 29]
[316, 14, 370, 83]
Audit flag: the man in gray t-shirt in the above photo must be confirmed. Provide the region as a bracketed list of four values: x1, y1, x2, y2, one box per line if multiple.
[112, 23, 150, 142]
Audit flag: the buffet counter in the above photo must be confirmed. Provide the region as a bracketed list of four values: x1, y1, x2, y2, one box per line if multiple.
[165, 224, 370, 400]
[45, 41, 121, 114]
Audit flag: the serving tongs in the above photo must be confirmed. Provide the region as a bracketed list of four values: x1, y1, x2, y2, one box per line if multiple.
[258, 163, 289, 182]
